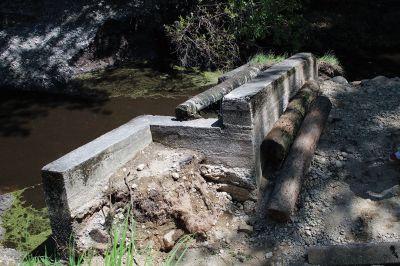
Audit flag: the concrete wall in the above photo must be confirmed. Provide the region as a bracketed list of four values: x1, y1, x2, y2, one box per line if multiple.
[222, 53, 317, 185]
[42, 116, 155, 242]
[41, 53, 317, 244]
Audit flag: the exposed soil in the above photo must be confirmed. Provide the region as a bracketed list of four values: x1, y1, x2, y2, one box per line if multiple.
[75, 143, 256, 264]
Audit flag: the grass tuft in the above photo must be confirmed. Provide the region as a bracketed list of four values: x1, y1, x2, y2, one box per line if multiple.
[318, 52, 341, 66]
[248, 53, 287, 65]
[23, 209, 193, 266]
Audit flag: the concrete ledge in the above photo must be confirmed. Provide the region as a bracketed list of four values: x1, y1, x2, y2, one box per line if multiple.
[308, 242, 400, 265]
[149, 116, 255, 172]
[42, 116, 154, 242]
[222, 53, 317, 128]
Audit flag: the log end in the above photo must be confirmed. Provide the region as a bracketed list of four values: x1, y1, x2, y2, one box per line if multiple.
[261, 138, 287, 171]
[266, 208, 291, 223]
[175, 103, 198, 121]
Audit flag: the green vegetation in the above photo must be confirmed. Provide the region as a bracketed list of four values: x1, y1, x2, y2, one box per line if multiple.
[0, 189, 51, 253]
[23, 212, 194, 266]
[165, 0, 304, 69]
[248, 53, 287, 65]
[318, 52, 341, 66]
[75, 64, 221, 98]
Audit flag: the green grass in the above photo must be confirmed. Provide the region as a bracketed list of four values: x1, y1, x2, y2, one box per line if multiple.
[22, 212, 194, 266]
[318, 52, 341, 66]
[248, 53, 287, 65]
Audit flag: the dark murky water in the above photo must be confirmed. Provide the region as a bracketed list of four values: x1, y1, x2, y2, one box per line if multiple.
[0, 91, 188, 207]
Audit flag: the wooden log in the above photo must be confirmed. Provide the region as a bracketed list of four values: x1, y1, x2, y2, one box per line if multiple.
[266, 96, 332, 222]
[175, 64, 266, 120]
[308, 242, 400, 265]
[261, 80, 321, 172]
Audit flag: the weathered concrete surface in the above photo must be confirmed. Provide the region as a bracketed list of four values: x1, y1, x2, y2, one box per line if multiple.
[42, 115, 155, 242]
[175, 64, 267, 120]
[308, 242, 400, 265]
[222, 53, 317, 184]
[150, 116, 255, 188]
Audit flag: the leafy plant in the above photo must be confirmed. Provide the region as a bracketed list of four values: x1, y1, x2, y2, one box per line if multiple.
[165, 0, 304, 69]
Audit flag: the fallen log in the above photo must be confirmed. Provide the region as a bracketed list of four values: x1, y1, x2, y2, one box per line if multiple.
[308, 242, 400, 265]
[175, 64, 267, 120]
[266, 96, 332, 222]
[261, 80, 321, 172]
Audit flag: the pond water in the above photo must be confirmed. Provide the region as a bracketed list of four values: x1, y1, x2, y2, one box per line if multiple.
[0, 63, 220, 209]
[0, 63, 220, 251]
[0, 91, 194, 208]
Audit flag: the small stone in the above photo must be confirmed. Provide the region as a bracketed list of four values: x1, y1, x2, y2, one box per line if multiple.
[171, 172, 180, 180]
[332, 76, 348, 85]
[131, 184, 138, 189]
[265, 252, 273, 259]
[162, 229, 183, 251]
[334, 161, 344, 168]
[238, 224, 253, 234]
[136, 164, 146, 171]
[243, 200, 256, 214]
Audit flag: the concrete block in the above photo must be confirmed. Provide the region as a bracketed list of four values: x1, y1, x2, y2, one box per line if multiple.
[149, 116, 255, 182]
[42, 116, 154, 242]
[308, 242, 400, 265]
[221, 53, 317, 184]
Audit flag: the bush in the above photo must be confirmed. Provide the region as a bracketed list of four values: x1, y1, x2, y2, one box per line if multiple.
[165, 0, 304, 69]
[165, 3, 240, 69]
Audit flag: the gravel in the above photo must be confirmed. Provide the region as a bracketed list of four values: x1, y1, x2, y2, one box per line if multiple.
[250, 76, 400, 265]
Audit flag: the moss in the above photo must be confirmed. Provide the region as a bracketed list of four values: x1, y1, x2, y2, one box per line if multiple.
[74, 63, 222, 98]
[0, 189, 51, 253]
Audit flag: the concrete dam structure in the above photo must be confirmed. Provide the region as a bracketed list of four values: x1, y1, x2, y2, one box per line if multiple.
[41, 53, 317, 247]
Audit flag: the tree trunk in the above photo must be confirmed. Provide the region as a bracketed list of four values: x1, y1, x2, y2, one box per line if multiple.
[261, 80, 321, 172]
[266, 96, 332, 222]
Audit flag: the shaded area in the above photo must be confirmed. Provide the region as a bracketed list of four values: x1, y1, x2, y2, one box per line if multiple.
[305, 0, 400, 80]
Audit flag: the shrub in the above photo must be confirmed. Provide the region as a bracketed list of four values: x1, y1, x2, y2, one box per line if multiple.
[165, 0, 304, 69]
